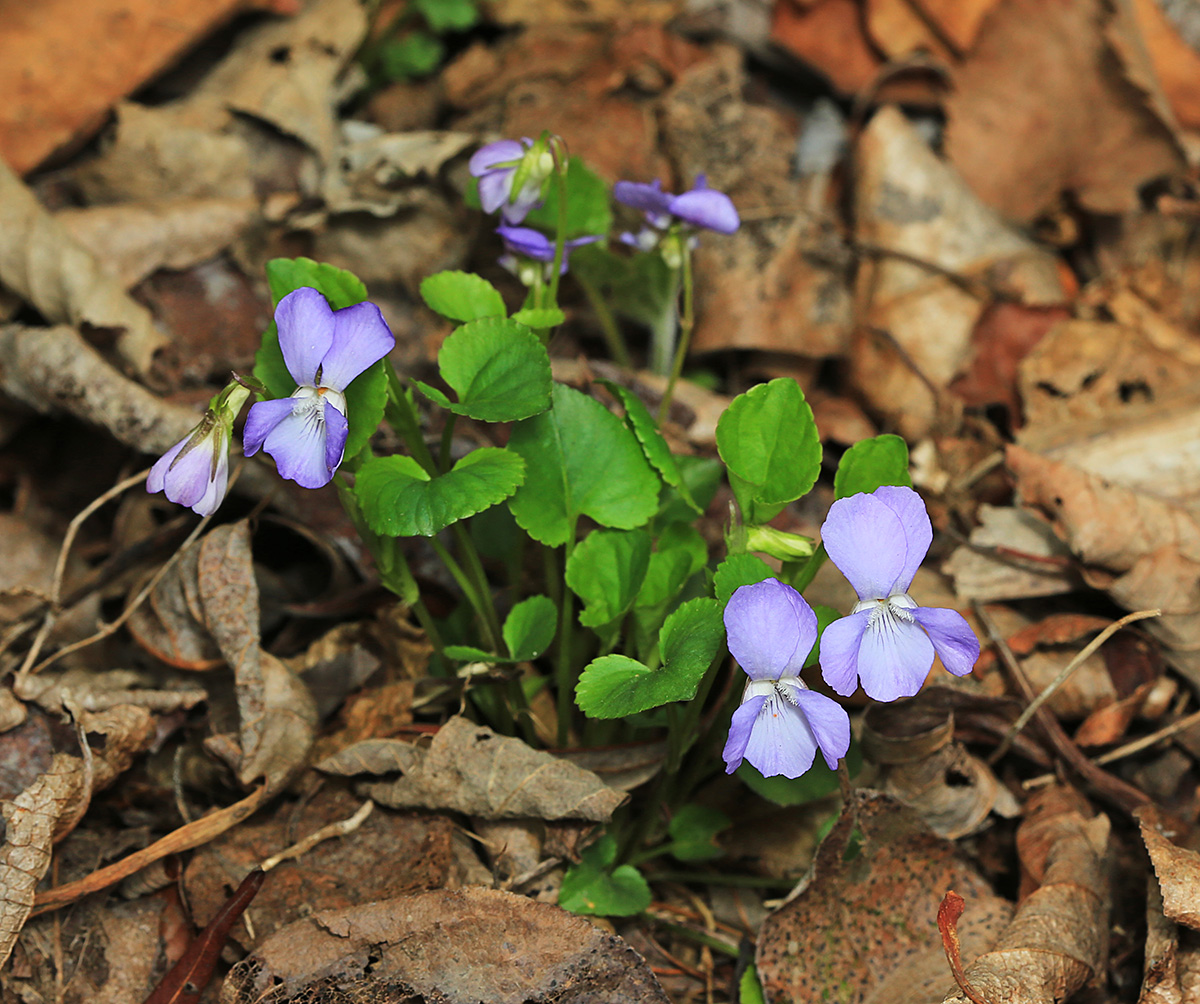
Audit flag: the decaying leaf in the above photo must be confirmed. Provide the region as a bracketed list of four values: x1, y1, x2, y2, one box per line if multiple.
[318, 716, 626, 822]
[863, 698, 1020, 839]
[196, 523, 316, 792]
[1139, 804, 1200, 931]
[852, 107, 1065, 439]
[0, 159, 167, 375]
[221, 886, 670, 1004]
[127, 539, 223, 670]
[943, 786, 1110, 1004]
[944, 0, 1185, 221]
[757, 791, 1013, 1004]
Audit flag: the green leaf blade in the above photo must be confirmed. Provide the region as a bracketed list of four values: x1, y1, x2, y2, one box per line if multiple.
[566, 529, 652, 628]
[559, 836, 650, 917]
[356, 449, 525, 537]
[503, 595, 557, 661]
[833, 433, 912, 499]
[420, 270, 506, 322]
[429, 317, 552, 422]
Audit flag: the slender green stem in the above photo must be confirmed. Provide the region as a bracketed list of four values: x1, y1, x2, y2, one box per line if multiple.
[650, 270, 681, 379]
[788, 542, 827, 594]
[429, 535, 499, 653]
[438, 413, 457, 474]
[383, 362, 437, 475]
[664, 649, 725, 777]
[657, 248, 694, 423]
[452, 522, 504, 654]
[545, 139, 570, 310]
[555, 524, 578, 747]
[576, 271, 632, 368]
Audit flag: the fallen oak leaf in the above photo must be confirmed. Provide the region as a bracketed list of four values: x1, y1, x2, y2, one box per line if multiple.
[143, 869, 266, 1004]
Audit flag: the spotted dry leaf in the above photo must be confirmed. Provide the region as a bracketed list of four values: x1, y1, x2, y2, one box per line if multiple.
[0, 753, 89, 967]
[318, 716, 626, 822]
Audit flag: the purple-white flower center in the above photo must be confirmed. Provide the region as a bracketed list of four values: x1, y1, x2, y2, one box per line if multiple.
[855, 591, 917, 631]
[743, 676, 803, 718]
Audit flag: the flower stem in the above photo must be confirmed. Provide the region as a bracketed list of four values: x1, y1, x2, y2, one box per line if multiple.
[657, 248, 694, 424]
[650, 268, 681, 379]
[787, 541, 827, 594]
[576, 271, 632, 368]
[545, 137, 570, 310]
[438, 413, 457, 474]
[429, 535, 500, 654]
[452, 522, 505, 655]
[555, 523, 578, 747]
[383, 362, 437, 476]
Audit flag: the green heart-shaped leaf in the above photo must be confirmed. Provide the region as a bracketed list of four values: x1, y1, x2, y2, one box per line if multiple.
[507, 383, 660, 546]
[420, 270, 506, 322]
[559, 835, 650, 917]
[833, 433, 912, 499]
[356, 449, 525, 537]
[566, 529, 652, 627]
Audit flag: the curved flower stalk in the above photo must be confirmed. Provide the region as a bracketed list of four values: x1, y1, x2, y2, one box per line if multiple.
[496, 225, 600, 284]
[147, 382, 250, 516]
[470, 137, 555, 225]
[723, 578, 851, 779]
[614, 175, 739, 266]
[244, 288, 395, 489]
[818, 485, 981, 703]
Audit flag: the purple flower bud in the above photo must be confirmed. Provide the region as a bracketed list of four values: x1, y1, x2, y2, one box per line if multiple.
[722, 578, 851, 779]
[818, 486, 981, 702]
[243, 288, 395, 489]
[470, 137, 552, 225]
[147, 384, 250, 516]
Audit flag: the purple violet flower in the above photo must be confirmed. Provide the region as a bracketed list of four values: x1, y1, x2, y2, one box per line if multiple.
[818, 486, 981, 703]
[723, 578, 851, 779]
[496, 225, 600, 280]
[243, 288, 394, 490]
[614, 175, 740, 237]
[470, 138, 553, 225]
[147, 383, 250, 516]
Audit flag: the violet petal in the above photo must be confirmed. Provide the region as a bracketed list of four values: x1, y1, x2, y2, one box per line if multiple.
[497, 225, 554, 261]
[614, 179, 673, 216]
[722, 694, 766, 774]
[276, 288, 335, 387]
[857, 612, 935, 702]
[242, 398, 296, 457]
[669, 188, 740, 234]
[147, 438, 186, 494]
[323, 399, 349, 473]
[792, 688, 852, 770]
[724, 578, 817, 680]
[321, 301, 395, 391]
[817, 610, 870, 697]
[741, 688, 819, 779]
[261, 400, 333, 489]
[477, 169, 515, 214]
[156, 437, 217, 511]
[469, 139, 527, 176]
[912, 606, 980, 677]
[821, 492, 911, 600]
[873, 486, 932, 593]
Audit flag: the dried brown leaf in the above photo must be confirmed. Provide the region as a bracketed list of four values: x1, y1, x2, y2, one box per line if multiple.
[318, 716, 626, 822]
[0, 160, 166, 375]
[220, 886, 669, 1004]
[1139, 805, 1200, 930]
[127, 540, 223, 670]
[757, 791, 1013, 1004]
[852, 107, 1065, 439]
[197, 522, 316, 792]
[944, 786, 1110, 1004]
[944, 0, 1184, 221]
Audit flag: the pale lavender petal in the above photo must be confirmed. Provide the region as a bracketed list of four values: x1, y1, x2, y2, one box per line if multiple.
[857, 612, 935, 702]
[912, 606, 980, 677]
[324, 400, 349, 472]
[147, 437, 186, 494]
[243, 398, 296, 457]
[722, 694, 766, 774]
[724, 578, 817, 680]
[191, 447, 230, 516]
[669, 188, 739, 234]
[477, 168, 515, 214]
[261, 404, 332, 489]
[791, 688, 852, 770]
[158, 438, 217, 510]
[320, 302, 395, 391]
[821, 492, 910, 600]
[741, 689, 819, 779]
[614, 179, 673, 216]
[817, 611, 870, 697]
[502, 181, 543, 224]
[276, 288, 335, 387]
[497, 225, 554, 261]
[873, 486, 932, 593]
[469, 139, 527, 177]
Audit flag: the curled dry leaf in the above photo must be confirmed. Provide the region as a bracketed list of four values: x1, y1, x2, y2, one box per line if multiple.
[1138, 804, 1200, 931]
[221, 886, 670, 1004]
[1008, 444, 1200, 691]
[0, 160, 166, 375]
[0, 705, 155, 967]
[1140, 864, 1200, 1004]
[196, 523, 316, 792]
[852, 107, 1065, 440]
[317, 716, 626, 822]
[56, 197, 260, 289]
[863, 698, 1020, 840]
[757, 791, 1013, 1004]
[127, 539, 223, 670]
[944, 786, 1110, 1004]
[944, 0, 1184, 222]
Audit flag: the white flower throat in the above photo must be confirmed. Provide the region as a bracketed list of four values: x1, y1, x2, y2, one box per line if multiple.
[856, 591, 917, 633]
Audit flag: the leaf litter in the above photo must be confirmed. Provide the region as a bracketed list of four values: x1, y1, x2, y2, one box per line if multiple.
[8, 0, 1200, 1001]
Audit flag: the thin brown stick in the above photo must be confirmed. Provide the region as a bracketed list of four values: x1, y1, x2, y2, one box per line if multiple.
[259, 800, 374, 872]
